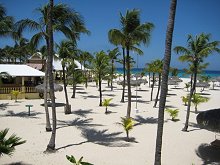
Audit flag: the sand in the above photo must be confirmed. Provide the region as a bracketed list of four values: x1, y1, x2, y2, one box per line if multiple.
[0, 77, 220, 165]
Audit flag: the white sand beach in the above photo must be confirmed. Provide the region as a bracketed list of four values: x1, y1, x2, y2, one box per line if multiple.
[0, 77, 220, 165]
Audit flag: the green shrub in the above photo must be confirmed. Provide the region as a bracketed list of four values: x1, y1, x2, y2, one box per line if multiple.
[66, 155, 93, 165]
[165, 108, 179, 121]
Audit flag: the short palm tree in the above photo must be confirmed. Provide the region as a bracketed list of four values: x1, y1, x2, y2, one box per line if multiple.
[0, 128, 26, 157]
[11, 90, 21, 102]
[119, 117, 135, 141]
[191, 93, 209, 113]
[165, 108, 179, 121]
[181, 96, 188, 106]
[184, 83, 190, 92]
[102, 98, 113, 114]
[174, 33, 220, 131]
[66, 155, 93, 165]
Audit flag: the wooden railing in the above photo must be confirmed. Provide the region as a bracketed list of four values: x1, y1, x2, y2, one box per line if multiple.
[0, 86, 37, 94]
[0, 87, 22, 94]
[25, 87, 37, 93]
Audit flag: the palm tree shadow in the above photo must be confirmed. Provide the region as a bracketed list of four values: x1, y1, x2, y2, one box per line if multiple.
[3, 162, 31, 165]
[56, 118, 104, 130]
[186, 122, 202, 132]
[195, 143, 220, 165]
[82, 95, 99, 99]
[134, 115, 158, 126]
[0, 110, 43, 119]
[71, 109, 94, 118]
[40, 102, 66, 107]
[0, 103, 9, 110]
[81, 128, 131, 147]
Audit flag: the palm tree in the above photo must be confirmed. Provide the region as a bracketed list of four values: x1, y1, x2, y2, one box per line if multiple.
[78, 51, 93, 88]
[92, 51, 110, 106]
[153, 59, 163, 108]
[66, 155, 94, 165]
[191, 93, 209, 113]
[46, 0, 56, 151]
[102, 98, 113, 114]
[181, 96, 188, 106]
[116, 9, 154, 118]
[0, 128, 26, 157]
[119, 117, 134, 141]
[165, 108, 179, 121]
[154, 0, 177, 164]
[56, 40, 72, 114]
[0, 4, 14, 37]
[174, 33, 220, 131]
[108, 48, 120, 91]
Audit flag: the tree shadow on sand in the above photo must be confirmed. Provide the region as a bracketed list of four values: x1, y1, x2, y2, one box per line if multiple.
[196, 143, 220, 165]
[134, 115, 158, 126]
[56, 118, 104, 130]
[0, 103, 9, 110]
[186, 122, 203, 132]
[0, 110, 43, 119]
[3, 162, 31, 165]
[56, 128, 131, 150]
[71, 109, 94, 118]
[81, 128, 131, 147]
[40, 102, 66, 107]
[82, 95, 99, 99]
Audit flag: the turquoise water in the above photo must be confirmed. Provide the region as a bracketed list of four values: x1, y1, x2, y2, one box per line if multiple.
[116, 68, 220, 78]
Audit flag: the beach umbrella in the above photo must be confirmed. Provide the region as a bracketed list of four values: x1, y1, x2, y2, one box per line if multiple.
[35, 83, 63, 93]
[196, 82, 210, 88]
[196, 108, 220, 133]
[169, 76, 183, 82]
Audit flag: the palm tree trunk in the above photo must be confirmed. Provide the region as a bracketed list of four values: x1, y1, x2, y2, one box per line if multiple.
[44, 65, 52, 131]
[46, 0, 56, 151]
[121, 47, 126, 103]
[111, 59, 114, 91]
[148, 72, 151, 88]
[99, 74, 102, 106]
[151, 73, 155, 101]
[154, 73, 161, 108]
[126, 47, 131, 118]
[62, 63, 70, 114]
[182, 66, 198, 131]
[105, 107, 108, 114]
[154, 0, 177, 164]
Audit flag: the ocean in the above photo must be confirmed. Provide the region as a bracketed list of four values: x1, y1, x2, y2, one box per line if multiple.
[116, 68, 220, 78]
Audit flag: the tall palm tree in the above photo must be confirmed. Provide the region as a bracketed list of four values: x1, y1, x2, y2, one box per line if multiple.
[56, 40, 73, 114]
[112, 9, 154, 118]
[107, 48, 120, 91]
[154, 0, 177, 164]
[174, 33, 220, 131]
[92, 50, 110, 106]
[46, 0, 56, 152]
[0, 4, 14, 37]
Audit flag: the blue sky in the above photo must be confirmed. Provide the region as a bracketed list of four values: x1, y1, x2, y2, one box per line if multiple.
[1, 0, 220, 70]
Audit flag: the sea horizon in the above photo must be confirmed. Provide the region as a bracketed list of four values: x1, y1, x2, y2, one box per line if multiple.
[116, 68, 220, 78]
